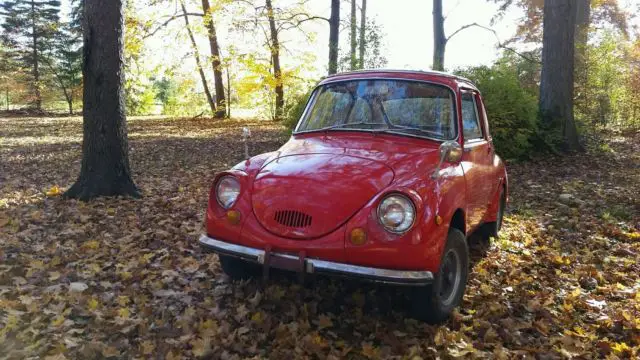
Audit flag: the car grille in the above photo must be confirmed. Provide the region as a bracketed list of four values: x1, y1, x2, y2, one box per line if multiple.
[274, 210, 312, 228]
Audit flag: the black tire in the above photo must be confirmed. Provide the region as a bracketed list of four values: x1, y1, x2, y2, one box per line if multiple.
[485, 188, 506, 239]
[410, 229, 469, 324]
[218, 255, 259, 280]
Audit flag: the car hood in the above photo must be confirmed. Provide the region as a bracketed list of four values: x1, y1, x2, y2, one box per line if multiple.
[250, 132, 440, 239]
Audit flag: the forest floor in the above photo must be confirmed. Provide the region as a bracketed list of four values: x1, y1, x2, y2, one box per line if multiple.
[1, 115, 639, 359]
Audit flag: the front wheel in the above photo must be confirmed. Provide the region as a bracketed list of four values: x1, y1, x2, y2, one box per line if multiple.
[410, 229, 469, 324]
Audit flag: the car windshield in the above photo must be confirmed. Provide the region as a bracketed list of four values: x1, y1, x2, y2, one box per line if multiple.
[295, 79, 456, 140]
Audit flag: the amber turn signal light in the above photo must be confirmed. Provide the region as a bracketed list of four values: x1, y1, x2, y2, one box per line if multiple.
[350, 228, 367, 245]
[435, 215, 443, 225]
[226, 210, 241, 225]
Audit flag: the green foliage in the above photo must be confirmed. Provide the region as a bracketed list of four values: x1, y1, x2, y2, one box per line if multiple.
[456, 61, 539, 160]
[339, 17, 388, 72]
[124, 7, 158, 116]
[49, 21, 82, 113]
[0, 0, 61, 108]
[576, 31, 639, 131]
[153, 76, 209, 116]
[234, 51, 315, 121]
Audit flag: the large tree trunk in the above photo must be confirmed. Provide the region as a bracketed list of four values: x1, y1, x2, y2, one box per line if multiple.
[432, 0, 446, 71]
[65, 0, 140, 200]
[180, 1, 216, 115]
[349, 0, 357, 70]
[202, 0, 226, 119]
[539, 0, 582, 152]
[574, 0, 591, 122]
[328, 0, 339, 75]
[265, 0, 283, 120]
[358, 0, 366, 69]
[30, 0, 42, 111]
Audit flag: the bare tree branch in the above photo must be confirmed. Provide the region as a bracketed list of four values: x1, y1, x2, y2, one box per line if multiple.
[447, 22, 540, 64]
[144, 12, 205, 39]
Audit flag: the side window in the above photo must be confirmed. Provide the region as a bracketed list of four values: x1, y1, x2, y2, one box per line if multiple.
[461, 92, 482, 141]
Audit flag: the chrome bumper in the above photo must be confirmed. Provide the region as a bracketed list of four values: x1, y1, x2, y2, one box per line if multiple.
[199, 235, 433, 286]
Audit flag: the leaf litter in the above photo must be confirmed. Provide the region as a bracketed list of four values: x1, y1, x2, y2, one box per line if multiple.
[0, 116, 639, 359]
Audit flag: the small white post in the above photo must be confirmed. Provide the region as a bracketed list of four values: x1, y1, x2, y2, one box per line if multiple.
[242, 127, 251, 159]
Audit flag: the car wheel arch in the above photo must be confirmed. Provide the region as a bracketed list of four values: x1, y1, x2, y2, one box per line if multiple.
[449, 208, 466, 236]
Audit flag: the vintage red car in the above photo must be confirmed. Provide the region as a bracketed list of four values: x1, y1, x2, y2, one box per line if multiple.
[199, 69, 508, 323]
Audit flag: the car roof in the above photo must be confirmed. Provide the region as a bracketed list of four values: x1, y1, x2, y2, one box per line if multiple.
[318, 69, 477, 92]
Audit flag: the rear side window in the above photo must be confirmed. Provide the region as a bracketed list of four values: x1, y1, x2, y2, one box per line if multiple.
[461, 92, 482, 141]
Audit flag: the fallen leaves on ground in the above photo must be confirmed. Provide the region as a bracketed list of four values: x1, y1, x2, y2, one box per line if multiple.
[1, 115, 638, 359]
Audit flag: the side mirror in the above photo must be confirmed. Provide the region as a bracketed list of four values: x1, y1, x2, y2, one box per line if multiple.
[440, 140, 462, 163]
[432, 140, 462, 179]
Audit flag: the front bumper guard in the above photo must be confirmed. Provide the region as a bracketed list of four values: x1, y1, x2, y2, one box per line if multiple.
[199, 235, 433, 286]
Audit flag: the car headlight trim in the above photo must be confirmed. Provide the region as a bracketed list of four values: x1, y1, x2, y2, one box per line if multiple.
[377, 194, 416, 233]
[216, 175, 241, 209]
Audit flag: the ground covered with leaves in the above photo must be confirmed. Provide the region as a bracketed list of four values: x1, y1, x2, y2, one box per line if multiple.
[1, 115, 639, 359]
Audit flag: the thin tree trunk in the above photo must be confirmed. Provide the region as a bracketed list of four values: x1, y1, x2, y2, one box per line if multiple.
[349, 0, 357, 70]
[201, 0, 226, 119]
[432, 0, 446, 71]
[180, 1, 216, 115]
[65, 0, 140, 200]
[226, 66, 231, 118]
[68, 99, 73, 115]
[358, 0, 366, 69]
[539, 0, 582, 152]
[265, 0, 283, 120]
[328, 0, 339, 75]
[30, 0, 42, 111]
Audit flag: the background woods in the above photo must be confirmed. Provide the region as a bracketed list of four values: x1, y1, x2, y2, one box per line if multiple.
[1, 0, 638, 150]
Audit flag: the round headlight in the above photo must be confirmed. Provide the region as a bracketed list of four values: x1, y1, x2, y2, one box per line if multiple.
[377, 194, 416, 233]
[216, 176, 240, 209]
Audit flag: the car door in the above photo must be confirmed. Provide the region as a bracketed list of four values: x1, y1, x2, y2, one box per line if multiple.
[459, 90, 493, 232]
[474, 92, 501, 201]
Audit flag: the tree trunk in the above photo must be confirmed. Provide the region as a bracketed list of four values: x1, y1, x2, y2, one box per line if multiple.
[539, 0, 582, 152]
[328, 0, 340, 75]
[201, 0, 226, 119]
[349, 0, 357, 70]
[265, 0, 283, 120]
[226, 67, 231, 118]
[358, 0, 366, 69]
[30, 0, 42, 111]
[180, 1, 216, 115]
[432, 0, 446, 71]
[574, 0, 590, 122]
[67, 98, 73, 115]
[65, 0, 140, 200]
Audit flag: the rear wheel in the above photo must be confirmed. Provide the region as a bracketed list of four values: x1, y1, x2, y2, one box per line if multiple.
[218, 255, 259, 280]
[486, 188, 506, 238]
[410, 229, 469, 324]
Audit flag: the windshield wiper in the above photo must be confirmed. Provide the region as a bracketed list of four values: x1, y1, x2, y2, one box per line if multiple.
[297, 122, 388, 133]
[376, 128, 445, 139]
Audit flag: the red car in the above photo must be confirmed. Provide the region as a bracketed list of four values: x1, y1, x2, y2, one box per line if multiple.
[199, 70, 508, 323]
